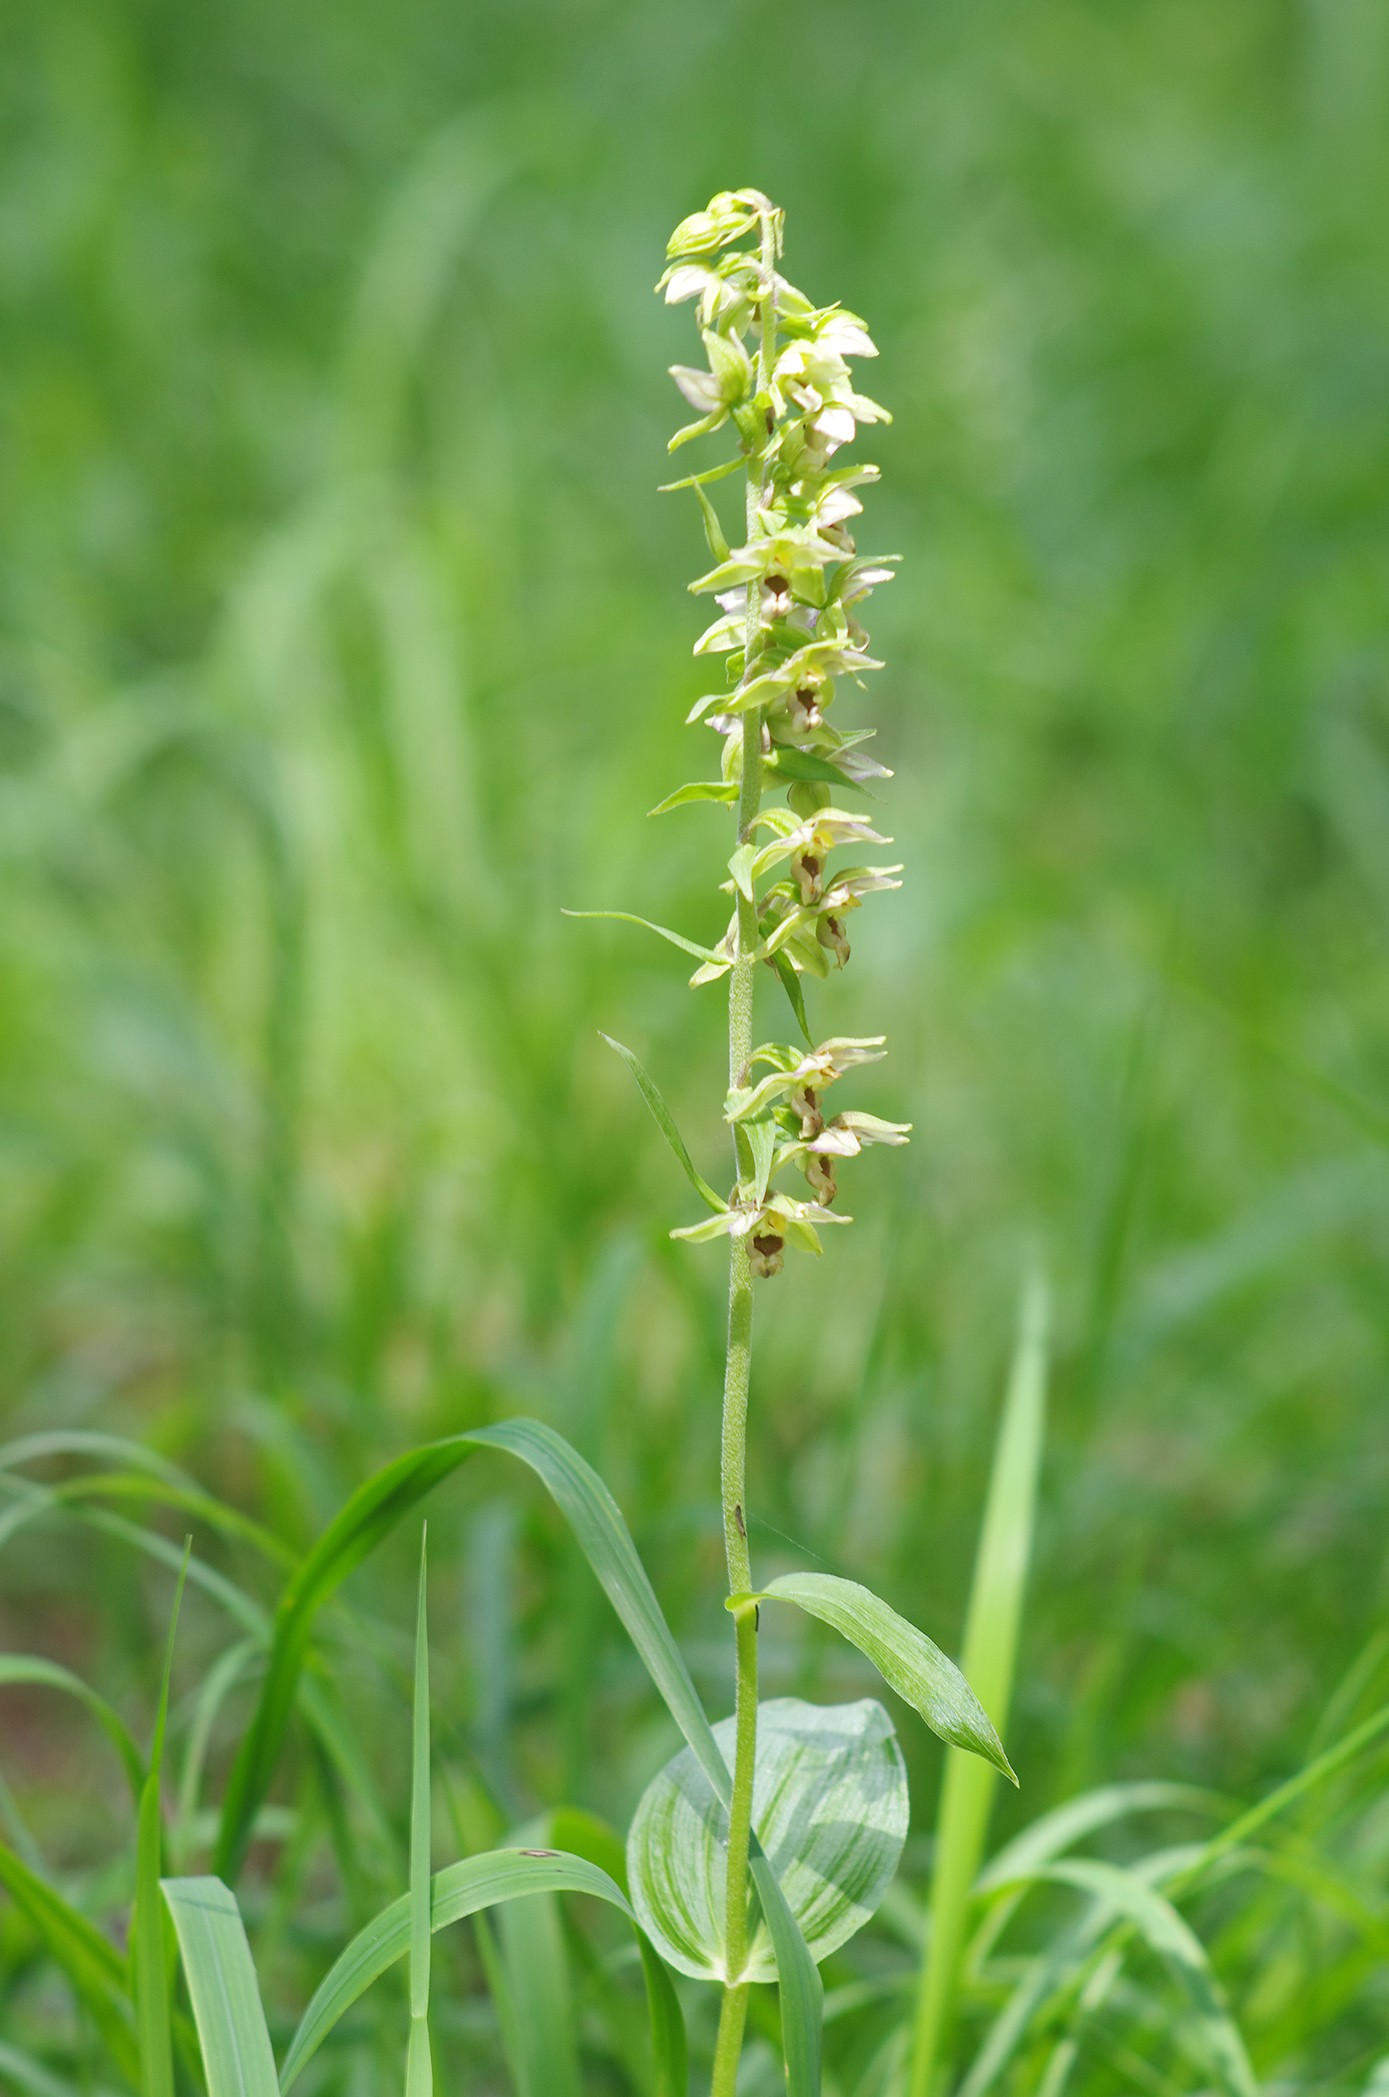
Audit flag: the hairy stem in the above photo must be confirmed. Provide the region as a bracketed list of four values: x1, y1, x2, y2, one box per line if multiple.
[717, 199, 779, 2058]
[710, 1981, 751, 2097]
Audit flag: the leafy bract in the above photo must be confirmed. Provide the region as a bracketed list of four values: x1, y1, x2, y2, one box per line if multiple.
[628, 1697, 908, 1983]
[743, 1572, 1015, 1782]
[600, 1033, 726, 1214]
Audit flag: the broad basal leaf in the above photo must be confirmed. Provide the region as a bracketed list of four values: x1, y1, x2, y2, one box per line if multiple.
[628, 1696, 907, 1983]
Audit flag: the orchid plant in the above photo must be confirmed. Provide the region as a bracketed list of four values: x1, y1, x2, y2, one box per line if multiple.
[573, 187, 1014, 2097]
[5, 189, 1013, 2097]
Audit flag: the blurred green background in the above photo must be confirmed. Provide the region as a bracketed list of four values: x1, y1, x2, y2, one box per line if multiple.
[3, 0, 1389, 1889]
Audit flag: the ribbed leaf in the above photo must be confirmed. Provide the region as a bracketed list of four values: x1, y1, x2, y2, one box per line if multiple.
[160, 1879, 277, 2097]
[628, 1697, 908, 1982]
[279, 1849, 634, 2091]
[746, 1573, 1014, 1781]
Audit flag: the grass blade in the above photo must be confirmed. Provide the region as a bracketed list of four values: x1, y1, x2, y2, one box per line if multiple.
[497, 1882, 582, 2097]
[0, 1655, 146, 1804]
[532, 1807, 688, 2097]
[600, 1033, 727, 1214]
[909, 1269, 1048, 2097]
[406, 1526, 431, 2097]
[279, 1848, 634, 2091]
[160, 1879, 278, 2097]
[746, 1575, 1014, 1780]
[0, 1841, 137, 2080]
[214, 1434, 479, 1881]
[134, 1543, 190, 2097]
[1027, 1860, 1256, 2097]
[0, 2039, 86, 2097]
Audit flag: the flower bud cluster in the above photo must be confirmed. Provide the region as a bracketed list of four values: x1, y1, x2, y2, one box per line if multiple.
[655, 192, 911, 1275]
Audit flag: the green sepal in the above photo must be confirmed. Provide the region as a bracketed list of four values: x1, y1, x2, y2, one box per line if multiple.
[766, 746, 864, 791]
[727, 842, 757, 902]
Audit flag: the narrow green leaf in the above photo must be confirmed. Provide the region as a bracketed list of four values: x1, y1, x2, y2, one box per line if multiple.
[656, 456, 744, 491]
[648, 780, 740, 815]
[600, 1034, 727, 1215]
[498, 1877, 581, 2097]
[0, 1656, 145, 1804]
[214, 1436, 479, 1882]
[0, 2039, 81, 2097]
[746, 1573, 1015, 1781]
[772, 952, 813, 1045]
[279, 1849, 634, 2091]
[1028, 1860, 1256, 2097]
[562, 908, 723, 965]
[629, 1697, 908, 1981]
[466, 1418, 823, 2097]
[976, 1782, 1229, 1899]
[410, 1528, 430, 2020]
[407, 1526, 431, 2097]
[134, 1543, 190, 2097]
[909, 1271, 1047, 2097]
[160, 1879, 277, 2097]
[0, 1840, 137, 2080]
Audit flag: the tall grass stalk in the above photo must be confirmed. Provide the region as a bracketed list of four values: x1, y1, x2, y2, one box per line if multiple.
[909, 1277, 1048, 2097]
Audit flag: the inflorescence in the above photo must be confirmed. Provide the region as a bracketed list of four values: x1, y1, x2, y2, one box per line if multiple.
[655, 190, 911, 1278]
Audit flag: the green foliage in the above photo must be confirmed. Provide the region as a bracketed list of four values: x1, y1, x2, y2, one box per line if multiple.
[629, 1697, 908, 1980]
[1, 2, 1388, 2091]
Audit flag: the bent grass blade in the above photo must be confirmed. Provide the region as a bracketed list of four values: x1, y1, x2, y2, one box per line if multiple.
[278, 1848, 637, 2090]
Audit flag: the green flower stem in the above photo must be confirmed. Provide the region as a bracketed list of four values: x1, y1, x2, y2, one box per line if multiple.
[710, 1980, 751, 2097]
[717, 200, 779, 2064]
